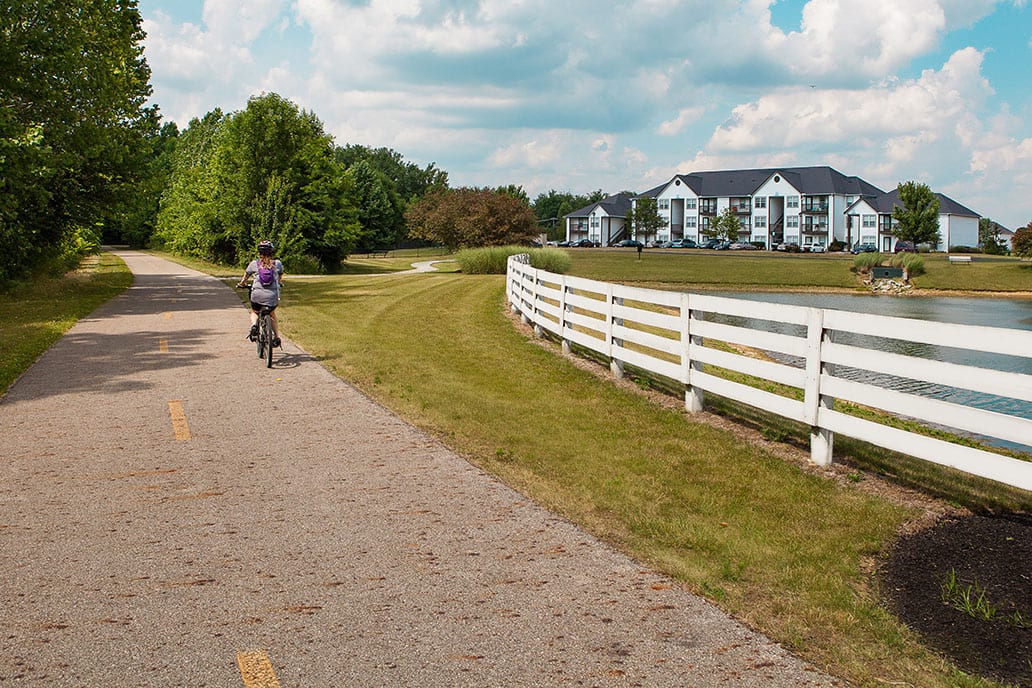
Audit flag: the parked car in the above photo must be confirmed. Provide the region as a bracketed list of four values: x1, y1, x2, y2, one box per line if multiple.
[655, 240, 674, 249]
[728, 241, 759, 250]
[776, 242, 801, 252]
[712, 240, 732, 250]
[611, 239, 644, 248]
[894, 240, 916, 253]
[808, 244, 827, 253]
[557, 240, 571, 247]
[570, 239, 599, 248]
[850, 242, 878, 254]
[670, 238, 698, 248]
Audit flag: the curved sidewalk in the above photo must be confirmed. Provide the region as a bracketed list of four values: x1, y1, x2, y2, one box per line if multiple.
[0, 251, 840, 686]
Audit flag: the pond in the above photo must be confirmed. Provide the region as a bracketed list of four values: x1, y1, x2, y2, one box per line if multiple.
[707, 291, 1032, 451]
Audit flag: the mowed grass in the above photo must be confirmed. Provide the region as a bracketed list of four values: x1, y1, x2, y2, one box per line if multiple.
[0, 253, 132, 395]
[277, 270, 1001, 688]
[569, 247, 1032, 293]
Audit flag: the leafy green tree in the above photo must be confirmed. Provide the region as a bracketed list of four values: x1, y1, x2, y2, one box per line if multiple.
[406, 187, 538, 249]
[351, 160, 402, 251]
[1012, 222, 1032, 258]
[710, 207, 742, 241]
[627, 197, 664, 244]
[892, 181, 941, 249]
[496, 184, 531, 206]
[157, 95, 360, 271]
[978, 217, 1005, 255]
[1, 0, 158, 281]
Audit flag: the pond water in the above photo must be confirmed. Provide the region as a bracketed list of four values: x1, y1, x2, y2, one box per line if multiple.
[707, 291, 1032, 450]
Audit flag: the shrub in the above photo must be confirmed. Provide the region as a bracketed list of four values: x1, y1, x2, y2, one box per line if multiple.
[456, 246, 571, 275]
[829, 240, 846, 252]
[852, 252, 884, 273]
[889, 252, 925, 276]
[285, 254, 323, 275]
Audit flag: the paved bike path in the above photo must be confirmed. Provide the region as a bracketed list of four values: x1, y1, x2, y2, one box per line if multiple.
[0, 251, 839, 686]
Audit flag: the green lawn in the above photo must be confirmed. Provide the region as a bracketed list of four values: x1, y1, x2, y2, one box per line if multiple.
[278, 269, 1017, 688]
[0, 253, 132, 395]
[566, 247, 1032, 293]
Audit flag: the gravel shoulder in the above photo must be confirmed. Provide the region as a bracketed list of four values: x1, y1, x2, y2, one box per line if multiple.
[0, 250, 841, 686]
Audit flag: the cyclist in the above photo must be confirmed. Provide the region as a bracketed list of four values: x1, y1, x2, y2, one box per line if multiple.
[237, 240, 284, 347]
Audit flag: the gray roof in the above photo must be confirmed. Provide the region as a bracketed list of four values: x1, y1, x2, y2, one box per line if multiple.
[565, 192, 634, 219]
[644, 166, 884, 199]
[863, 188, 979, 217]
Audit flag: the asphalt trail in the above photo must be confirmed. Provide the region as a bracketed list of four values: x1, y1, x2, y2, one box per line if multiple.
[0, 251, 841, 686]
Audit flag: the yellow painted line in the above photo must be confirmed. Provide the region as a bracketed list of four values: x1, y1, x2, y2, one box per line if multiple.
[168, 401, 191, 441]
[163, 311, 172, 319]
[237, 649, 281, 688]
[159, 338, 169, 353]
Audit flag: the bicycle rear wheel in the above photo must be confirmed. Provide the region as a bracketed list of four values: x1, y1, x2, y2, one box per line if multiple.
[262, 313, 274, 368]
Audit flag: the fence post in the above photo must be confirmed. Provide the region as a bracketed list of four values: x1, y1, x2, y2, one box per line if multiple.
[560, 276, 571, 355]
[608, 285, 624, 378]
[683, 294, 704, 412]
[804, 308, 834, 466]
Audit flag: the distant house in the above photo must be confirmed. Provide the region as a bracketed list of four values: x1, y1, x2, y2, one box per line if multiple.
[847, 189, 980, 252]
[567, 167, 984, 251]
[564, 192, 633, 245]
[632, 166, 884, 250]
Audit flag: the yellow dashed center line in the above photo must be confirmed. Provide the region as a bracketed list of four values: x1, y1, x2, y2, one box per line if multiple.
[237, 650, 282, 688]
[159, 338, 169, 353]
[167, 400, 191, 441]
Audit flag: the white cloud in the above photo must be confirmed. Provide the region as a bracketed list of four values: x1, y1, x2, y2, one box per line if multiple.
[658, 107, 706, 136]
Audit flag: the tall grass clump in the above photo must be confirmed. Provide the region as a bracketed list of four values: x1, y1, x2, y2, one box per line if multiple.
[890, 252, 926, 276]
[852, 252, 885, 274]
[456, 246, 571, 274]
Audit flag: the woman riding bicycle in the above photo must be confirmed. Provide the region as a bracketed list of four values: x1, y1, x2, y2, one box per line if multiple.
[238, 240, 284, 347]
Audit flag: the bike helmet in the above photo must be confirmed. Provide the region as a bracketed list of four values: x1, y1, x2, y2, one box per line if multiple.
[257, 240, 275, 256]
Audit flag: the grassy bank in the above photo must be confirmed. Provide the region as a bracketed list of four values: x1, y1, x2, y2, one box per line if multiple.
[277, 270, 1013, 688]
[0, 253, 133, 396]
[567, 248, 1032, 293]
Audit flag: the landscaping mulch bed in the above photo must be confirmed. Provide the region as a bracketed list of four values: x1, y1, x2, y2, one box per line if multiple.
[880, 513, 1032, 687]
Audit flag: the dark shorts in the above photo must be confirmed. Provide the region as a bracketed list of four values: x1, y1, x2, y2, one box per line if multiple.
[250, 301, 278, 313]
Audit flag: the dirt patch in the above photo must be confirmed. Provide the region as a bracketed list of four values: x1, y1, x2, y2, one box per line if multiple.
[880, 513, 1032, 687]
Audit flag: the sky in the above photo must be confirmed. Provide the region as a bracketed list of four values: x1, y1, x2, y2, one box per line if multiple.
[139, 0, 1032, 230]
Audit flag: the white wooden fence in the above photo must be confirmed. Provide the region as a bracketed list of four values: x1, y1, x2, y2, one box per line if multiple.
[506, 255, 1032, 492]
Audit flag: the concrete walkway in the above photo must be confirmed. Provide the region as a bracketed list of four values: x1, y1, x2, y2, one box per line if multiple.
[0, 251, 841, 687]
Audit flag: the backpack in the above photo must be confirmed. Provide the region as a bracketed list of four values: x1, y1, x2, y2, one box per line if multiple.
[257, 264, 276, 287]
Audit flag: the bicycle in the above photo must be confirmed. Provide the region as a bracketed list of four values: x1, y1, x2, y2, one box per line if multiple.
[237, 284, 276, 368]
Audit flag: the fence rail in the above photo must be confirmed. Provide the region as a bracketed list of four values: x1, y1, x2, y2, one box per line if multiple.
[506, 255, 1032, 492]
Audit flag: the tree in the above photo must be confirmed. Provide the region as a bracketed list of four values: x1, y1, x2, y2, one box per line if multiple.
[710, 207, 742, 241]
[626, 197, 664, 244]
[406, 187, 538, 249]
[156, 95, 361, 271]
[1012, 222, 1032, 258]
[351, 160, 402, 251]
[892, 181, 941, 249]
[978, 217, 1006, 255]
[1, 0, 158, 281]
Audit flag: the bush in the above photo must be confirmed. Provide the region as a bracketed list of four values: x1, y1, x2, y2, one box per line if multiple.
[455, 246, 571, 275]
[852, 252, 884, 273]
[285, 254, 323, 275]
[829, 240, 846, 252]
[889, 252, 925, 276]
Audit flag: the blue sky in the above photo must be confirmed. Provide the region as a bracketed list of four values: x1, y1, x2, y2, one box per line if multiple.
[139, 0, 1032, 229]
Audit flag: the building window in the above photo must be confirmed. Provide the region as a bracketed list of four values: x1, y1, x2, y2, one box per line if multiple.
[685, 216, 697, 228]
[685, 198, 697, 209]
[786, 215, 799, 228]
[754, 196, 767, 209]
[752, 235, 765, 244]
[754, 216, 766, 229]
[787, 196, 799, 209]
[590, 217, 600, 228]
[658, 199, 670, 210]
[846, 195, 857, 206]
[862, 214, 876, 228]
